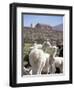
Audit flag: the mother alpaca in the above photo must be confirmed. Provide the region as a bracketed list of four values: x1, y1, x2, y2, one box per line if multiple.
[29, 40, 51, 74]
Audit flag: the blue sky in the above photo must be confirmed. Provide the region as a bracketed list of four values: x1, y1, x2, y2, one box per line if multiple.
[23, 14, 63, 27]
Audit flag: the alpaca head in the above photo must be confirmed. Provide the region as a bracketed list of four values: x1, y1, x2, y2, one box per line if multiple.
[42, 40, 52, 51]
[51, 45, 58, 57]
[52, 45, 58, 49]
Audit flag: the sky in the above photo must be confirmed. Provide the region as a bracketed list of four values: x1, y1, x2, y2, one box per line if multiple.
[23, 14, 63, 27]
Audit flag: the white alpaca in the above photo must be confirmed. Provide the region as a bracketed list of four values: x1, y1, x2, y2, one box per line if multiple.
[29, 41, 51, 74]
[51, 46, 64, 73]
[29, 48, 50, 74]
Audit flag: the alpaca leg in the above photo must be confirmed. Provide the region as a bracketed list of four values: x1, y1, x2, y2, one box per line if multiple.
[32, 66, 37, 74]
[37, 61, 45, 74]
[50, 63, 56, 74]
[45, 60, 50, 74]
[45, 67, 50, 74]
[60, 62, 63, 73]
[31, 62, 39, 74]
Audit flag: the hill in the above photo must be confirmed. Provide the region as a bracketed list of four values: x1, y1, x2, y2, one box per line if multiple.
[23, 23, 63, 45]
[53, 24, 63, 31]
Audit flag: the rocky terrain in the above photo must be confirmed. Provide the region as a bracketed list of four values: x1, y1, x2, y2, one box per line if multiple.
[23, 23, 63, 45]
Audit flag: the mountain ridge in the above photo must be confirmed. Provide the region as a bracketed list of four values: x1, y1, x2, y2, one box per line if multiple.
[53, 24, 63, 31]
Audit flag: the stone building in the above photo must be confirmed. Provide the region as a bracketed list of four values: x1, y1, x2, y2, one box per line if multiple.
[35, 23, 52, 30]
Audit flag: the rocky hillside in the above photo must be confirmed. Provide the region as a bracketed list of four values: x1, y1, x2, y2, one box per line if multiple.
[23, 23, 63, 45]
[53, 24, 63, 31]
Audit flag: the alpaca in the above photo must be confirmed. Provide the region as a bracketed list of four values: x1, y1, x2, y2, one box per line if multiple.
[29, 48, 50, 74]
[29, 41, 51, 74]
[51, 46, 64, 73]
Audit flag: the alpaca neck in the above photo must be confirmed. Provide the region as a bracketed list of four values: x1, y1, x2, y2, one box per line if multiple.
[42, 45, 49, 53]
[42, 46, 47, 52]
[53, 48, 57, 58]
